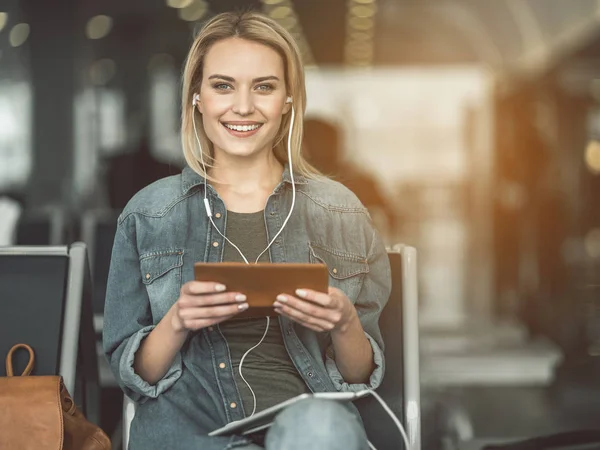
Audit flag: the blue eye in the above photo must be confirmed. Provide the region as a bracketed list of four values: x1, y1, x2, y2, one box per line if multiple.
[256, 84, 274, 92]
[213, 83, 232, 91]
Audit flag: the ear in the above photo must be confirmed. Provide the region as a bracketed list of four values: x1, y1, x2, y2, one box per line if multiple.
[193, 93, 203, 114]
[283, 97, 292, 114]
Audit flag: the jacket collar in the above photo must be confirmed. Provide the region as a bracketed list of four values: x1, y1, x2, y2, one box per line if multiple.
[181, 164, 308, 195]
[282, 164, 309, 185]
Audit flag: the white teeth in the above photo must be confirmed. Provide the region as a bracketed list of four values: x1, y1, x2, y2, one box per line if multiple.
[224, 124, 261, 132]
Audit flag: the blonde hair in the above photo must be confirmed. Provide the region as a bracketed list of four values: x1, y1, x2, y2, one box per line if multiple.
[181, 11, 319, 179]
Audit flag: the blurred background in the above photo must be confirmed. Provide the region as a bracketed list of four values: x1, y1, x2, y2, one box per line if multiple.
[1, 0, 600, 447]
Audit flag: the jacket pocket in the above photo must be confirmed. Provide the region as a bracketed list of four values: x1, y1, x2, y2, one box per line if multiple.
[308, 243, 368, 302]
[139, 250, 184, 319]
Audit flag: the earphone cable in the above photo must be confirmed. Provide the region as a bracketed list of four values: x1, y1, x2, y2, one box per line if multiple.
[192, 99, 296, 417]
[238, 316, 271, 417]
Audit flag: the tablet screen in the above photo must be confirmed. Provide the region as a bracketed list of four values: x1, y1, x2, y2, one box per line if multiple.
[209, 391, 371, 437]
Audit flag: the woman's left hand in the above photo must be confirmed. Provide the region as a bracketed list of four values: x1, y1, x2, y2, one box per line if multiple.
[273, 287, 358, 333]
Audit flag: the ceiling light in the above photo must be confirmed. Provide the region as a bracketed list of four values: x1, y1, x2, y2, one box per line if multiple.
[178, 0, 208, 22]
[585, 140, 600, 174]
[347, 37, 373, 49]
[350, 4, 376, 19]
[277, 15, 297, 30]
[0, 12, 7, 33]
[348, 30, 374, 41]
[269, 6, 292, 20]
[346, 49, 373, 61]
[348, 16, 374, 31]
[584, 228, 600, 258]
[86, 15, 113, 40]
[9, 23, 30, 47]
[166, 0, 193, 8]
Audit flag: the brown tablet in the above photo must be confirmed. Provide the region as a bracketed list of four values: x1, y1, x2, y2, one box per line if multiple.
[193, 262, 329, 319]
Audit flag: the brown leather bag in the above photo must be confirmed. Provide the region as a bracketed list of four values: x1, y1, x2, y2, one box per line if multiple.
[0, 343, 112, 450]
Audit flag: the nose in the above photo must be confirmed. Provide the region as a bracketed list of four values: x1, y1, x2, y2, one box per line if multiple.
[231, 91, 255, 116]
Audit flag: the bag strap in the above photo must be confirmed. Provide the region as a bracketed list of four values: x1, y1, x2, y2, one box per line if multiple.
[5, 343, 35, 376]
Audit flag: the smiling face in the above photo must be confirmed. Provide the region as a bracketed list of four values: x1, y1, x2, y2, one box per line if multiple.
[196, 37, 291, 162]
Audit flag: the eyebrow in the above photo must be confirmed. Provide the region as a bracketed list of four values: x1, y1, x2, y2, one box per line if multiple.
[207, 74, 280, 83]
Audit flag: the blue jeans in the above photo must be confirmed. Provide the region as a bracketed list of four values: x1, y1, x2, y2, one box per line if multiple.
[128, 393, 369, 449]
[239, 398, 369, 450]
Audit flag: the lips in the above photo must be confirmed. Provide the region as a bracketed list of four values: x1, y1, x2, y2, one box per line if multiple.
[221, 122, 263, 138]
[223, 123, 262, 132]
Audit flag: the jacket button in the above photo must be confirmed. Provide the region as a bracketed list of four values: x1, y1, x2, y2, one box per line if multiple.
[307, 371, 314, 378]
[212, 242, 219, 247]
[219, 362, 226, 369]
[145, 273, 151, 279]
[215, 213, 221, 218]
[230, 402, 237, 409]
[332, 268, 338, 274]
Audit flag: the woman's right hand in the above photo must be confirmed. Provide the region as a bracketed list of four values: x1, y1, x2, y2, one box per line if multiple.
[171, 281, 248, 332]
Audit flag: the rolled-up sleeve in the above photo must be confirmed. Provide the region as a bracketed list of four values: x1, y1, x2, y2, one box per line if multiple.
[102, 215, 182, 403]
[325, 224, 391, 392]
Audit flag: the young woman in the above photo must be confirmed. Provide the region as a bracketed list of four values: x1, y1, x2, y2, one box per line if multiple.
[103, 11, 391, 450]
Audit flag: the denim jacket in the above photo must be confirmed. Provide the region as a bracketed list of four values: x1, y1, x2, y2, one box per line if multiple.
[102, 166, 391, 448]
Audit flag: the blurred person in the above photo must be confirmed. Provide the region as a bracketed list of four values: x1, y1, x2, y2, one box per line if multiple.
[103, 11, 390, 450]
[303, 118, 399, 239]
[102, 131, 179, 210]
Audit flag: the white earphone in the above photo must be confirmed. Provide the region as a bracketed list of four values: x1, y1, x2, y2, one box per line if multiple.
[191, 91, 407, 450]
[193, 93, 291, 105]
[191, 90, 296, 418]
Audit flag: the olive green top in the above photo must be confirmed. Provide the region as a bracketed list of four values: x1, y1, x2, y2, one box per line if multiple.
[219, 210, 310, 415]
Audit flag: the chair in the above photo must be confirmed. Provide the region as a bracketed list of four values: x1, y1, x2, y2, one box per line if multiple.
[81, 209, 121, 390]
[0, 242, 101, 424]
[81, 209, 124, 442]
[355, 244, 421, 450]
[121, 245, 421, 450]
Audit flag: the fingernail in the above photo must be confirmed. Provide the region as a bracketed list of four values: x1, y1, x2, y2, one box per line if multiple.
[235, 294, 247, 302]
[238, 303, 249, 310]
[273, 301, 281, 308]
[295, 289, 307, 298]
[276, 294, 287, 303]
[215, 284, 226, 292]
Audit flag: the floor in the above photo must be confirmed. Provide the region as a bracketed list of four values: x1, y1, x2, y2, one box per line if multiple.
[420, 322, 600, 449]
